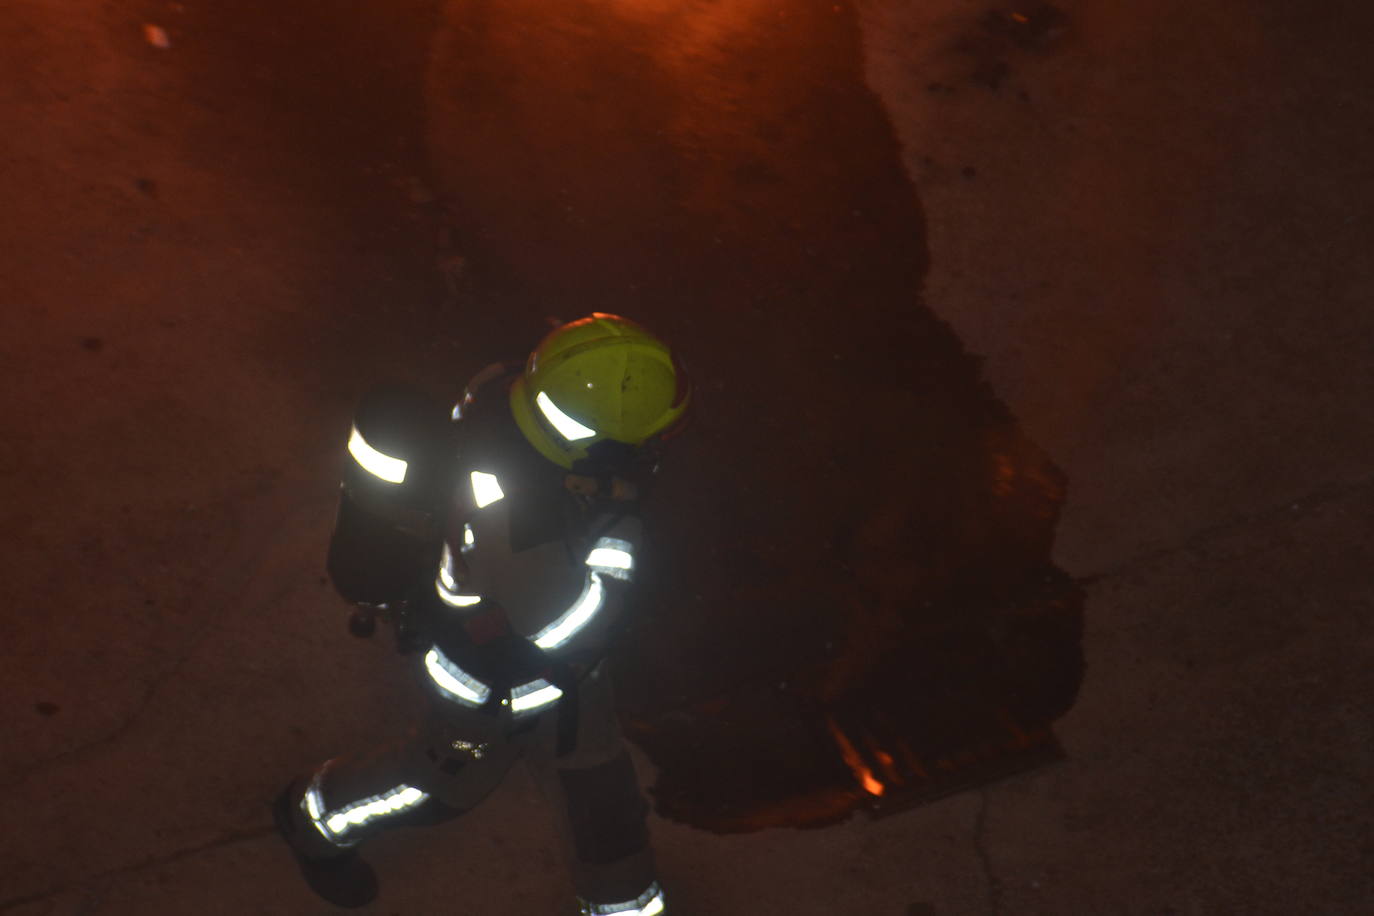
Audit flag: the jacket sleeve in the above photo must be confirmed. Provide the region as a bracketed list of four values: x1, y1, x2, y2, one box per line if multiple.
[526, 511, 643, 663]
[450, 502, 643, 664]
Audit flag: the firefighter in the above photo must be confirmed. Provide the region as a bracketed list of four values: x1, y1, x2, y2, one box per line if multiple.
[273, 314, 688, 914]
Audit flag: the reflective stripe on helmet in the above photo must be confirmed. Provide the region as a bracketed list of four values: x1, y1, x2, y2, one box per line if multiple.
[511, 678, 564, 715]
[470, 471, 504, 508]
[424, 646, 492, 706]
[348, 426, 407, 484]
[580, 881, 666, 916]
[512, 315, 689, 471]
[536, 390, 597, 441]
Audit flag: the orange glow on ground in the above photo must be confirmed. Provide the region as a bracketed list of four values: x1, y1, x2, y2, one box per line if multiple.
[827, 718, 886, 797]
[873, 748, 906, 786]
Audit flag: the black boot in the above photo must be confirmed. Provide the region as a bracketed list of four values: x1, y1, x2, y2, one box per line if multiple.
[272, 782, 379, 909]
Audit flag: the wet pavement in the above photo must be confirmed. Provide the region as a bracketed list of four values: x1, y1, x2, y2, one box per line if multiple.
[3, 0, 1372, 913]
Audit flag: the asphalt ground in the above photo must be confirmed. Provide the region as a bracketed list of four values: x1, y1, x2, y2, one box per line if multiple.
[3, 0, 1372, 913]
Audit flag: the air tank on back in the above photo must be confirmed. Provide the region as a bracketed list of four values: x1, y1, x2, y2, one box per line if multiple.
[327, 384, 451, 607]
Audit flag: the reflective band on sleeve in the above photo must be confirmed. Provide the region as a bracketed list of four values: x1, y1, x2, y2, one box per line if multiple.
[348, 426, 407, 484]
[435, 578, 483, 608]
[586, 537, 634, 582]
[462, 523, 476, 553]
[470, 471, 505, 508]
[581, 881, 666, 916]
[439, 563, 456, 590]
[435, 544, 482, 607]
[532, 571, 605, 650]
[536, 391, 597, 441]
[438, 543, 457, 591]
[530, 535, 633, 650]
[424, 646, 492, 706]
[511, 678, 564, 714]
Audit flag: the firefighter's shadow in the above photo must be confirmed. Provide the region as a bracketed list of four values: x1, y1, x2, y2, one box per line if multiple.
[616, 350, 1085, 833]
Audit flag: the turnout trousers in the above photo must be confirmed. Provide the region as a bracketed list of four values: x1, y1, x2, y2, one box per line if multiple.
[279, 662, 661, 912]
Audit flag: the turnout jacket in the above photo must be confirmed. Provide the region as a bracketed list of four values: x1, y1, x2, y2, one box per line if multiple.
[330, 365, 642, 740]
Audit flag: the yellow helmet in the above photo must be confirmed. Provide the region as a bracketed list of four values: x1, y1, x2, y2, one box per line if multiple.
[510, 313, 690, 470]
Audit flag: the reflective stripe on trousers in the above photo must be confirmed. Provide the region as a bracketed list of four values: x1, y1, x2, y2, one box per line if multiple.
[579, 880, 666, 915]
[281, 663, 658, 909]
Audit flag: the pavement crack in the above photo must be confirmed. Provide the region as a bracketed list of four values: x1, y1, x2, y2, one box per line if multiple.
[5, 637, 206, 789]
[0, 824, 276, 913]
[972, 789, 1003, 916]
[4, 489, 312, 789]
